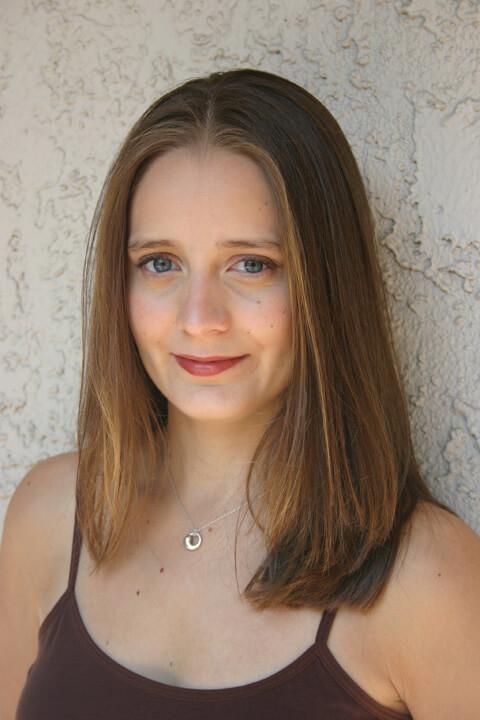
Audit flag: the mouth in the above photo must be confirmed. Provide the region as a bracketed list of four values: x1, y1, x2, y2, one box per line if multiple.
[172, 354, 248, 376]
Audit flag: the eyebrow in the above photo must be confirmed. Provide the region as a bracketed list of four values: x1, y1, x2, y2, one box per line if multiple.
[128, 237, 282, 251]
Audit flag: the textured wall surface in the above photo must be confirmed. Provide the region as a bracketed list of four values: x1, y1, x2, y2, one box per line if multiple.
[1, 0, 479, 535]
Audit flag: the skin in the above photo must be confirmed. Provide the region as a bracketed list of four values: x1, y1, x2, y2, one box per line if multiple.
[126, 146, 293, 510]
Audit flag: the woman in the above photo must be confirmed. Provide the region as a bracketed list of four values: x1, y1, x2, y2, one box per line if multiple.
[1, 68, 479, 719]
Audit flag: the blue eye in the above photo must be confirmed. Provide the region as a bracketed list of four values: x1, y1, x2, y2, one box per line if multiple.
[136, 253, 278, 277]
[138, 255, 176, 274]
[236, 257, 277, 275]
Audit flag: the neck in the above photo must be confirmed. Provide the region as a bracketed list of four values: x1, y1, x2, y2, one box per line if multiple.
[159, 405, 275, 510]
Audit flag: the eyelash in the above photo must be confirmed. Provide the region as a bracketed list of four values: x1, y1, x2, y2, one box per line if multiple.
[136, 253, 279, 278]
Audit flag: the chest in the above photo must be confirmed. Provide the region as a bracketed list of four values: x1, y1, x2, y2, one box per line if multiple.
[41, 514, 407, 715]
[74, 519, 326, 687]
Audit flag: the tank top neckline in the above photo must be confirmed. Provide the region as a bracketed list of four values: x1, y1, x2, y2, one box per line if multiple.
[39, 505, 410, 716]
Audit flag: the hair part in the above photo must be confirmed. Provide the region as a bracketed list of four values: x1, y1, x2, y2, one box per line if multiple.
[76, 68, 455, 611]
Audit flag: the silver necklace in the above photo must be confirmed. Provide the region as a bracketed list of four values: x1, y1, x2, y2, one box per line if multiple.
[166, 462, 260, 551]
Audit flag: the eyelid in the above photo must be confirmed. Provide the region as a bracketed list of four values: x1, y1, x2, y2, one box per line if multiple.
[136, 252, 279, 275]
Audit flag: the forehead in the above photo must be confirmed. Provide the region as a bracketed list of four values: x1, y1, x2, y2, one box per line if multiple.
[129, 147, 279, 237]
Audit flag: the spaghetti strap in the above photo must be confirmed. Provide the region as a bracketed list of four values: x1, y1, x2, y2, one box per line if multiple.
[67, 504, 82, 593]
[315, 607, 338, 646]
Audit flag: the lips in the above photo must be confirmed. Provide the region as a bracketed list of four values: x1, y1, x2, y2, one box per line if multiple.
[173, 354, 247, 376]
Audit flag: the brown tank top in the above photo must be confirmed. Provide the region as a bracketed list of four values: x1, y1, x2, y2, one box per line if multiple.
[16, 510, 411, 720]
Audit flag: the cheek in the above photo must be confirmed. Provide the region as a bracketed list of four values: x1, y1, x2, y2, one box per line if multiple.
[127, 286, 161, 342]
[250, 294, 291, 344]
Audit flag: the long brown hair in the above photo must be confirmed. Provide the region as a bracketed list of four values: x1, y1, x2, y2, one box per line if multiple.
[76, 68, 455, 610]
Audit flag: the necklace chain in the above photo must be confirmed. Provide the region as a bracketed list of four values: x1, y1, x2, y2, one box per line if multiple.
[165, 460, 264, 550]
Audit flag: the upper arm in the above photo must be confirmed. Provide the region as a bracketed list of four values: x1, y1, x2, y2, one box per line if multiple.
[382, 502, 480, 720]
[0, 453, 77, 720]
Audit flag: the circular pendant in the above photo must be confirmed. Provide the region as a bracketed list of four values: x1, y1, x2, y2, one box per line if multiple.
[184, 530, 202, 550]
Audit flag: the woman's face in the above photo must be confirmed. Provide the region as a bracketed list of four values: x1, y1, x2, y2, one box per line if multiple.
[127, 146, 293, 425]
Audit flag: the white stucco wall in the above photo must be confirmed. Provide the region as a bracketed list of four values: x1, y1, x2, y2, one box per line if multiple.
[1, 0, 479, 535]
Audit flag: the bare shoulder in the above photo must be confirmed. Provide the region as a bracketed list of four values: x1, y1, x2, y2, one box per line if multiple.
[2, 451, 79, 611]
[377, 500, 480, 719]
[5, 450, 78, 541]
[390, 500, 480, 600]
[0, 451, 79, 715]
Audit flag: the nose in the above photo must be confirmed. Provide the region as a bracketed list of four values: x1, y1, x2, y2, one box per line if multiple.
[175, 271, 230, 335]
